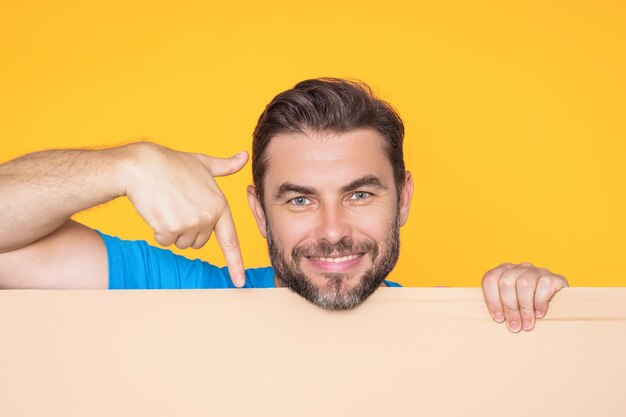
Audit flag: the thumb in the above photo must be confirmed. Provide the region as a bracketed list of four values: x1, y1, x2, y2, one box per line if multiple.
[201, 151, 249, 177]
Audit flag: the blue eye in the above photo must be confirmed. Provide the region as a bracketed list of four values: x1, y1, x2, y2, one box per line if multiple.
[351, 191, 371, 200]
[290, 196, 310, 206]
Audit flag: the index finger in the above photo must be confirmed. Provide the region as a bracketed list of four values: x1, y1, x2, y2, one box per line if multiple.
[213, 206, 246, 288]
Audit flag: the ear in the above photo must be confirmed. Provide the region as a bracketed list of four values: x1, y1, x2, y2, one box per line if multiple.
[247, 185, 268, 239]
[398, 171, 413, 227]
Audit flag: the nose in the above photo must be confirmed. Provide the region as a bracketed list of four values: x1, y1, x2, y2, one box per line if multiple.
[315, 203, 352, 244]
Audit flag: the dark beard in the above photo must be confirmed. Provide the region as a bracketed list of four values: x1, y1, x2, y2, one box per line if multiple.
[266, 215, 400, 310]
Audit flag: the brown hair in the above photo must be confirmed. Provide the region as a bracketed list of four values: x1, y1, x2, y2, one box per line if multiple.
[252, 77, 405, 205]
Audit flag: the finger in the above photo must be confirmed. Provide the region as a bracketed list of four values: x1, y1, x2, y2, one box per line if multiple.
[191, 230, 213, 250]
[174, 232, 199, 249]
[191, 216, 217, 250]
[499, 264, 532, 332]
[515, 269, 542, 331]
[197, 151, 249, 177]
[481, 263, 517, 323]
[154, 231, 178, 247]
[213, 206, 245, 288]
[534, 273, 568, 319]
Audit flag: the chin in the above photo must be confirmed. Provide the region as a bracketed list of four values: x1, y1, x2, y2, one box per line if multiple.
[310, 290, 366, 311]
[300, 273, 383, 311]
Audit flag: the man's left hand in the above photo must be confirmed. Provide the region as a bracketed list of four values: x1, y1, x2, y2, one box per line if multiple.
[481, 262, 569, 332]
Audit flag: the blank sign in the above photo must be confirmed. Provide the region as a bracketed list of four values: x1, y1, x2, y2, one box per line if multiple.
[1, 288, 625, 417]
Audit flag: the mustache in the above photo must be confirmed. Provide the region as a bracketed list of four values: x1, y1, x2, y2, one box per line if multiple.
[291, 237, 379, 261]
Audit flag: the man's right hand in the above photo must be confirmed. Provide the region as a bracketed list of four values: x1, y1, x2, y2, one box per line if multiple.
[123, 143, 249, 287]
[0, 142, 248, 289]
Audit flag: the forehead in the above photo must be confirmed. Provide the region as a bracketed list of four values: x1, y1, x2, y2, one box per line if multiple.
[263, 128, 394, 194]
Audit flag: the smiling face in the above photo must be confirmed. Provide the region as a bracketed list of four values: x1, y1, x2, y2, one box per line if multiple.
[247, 128, 413, 309]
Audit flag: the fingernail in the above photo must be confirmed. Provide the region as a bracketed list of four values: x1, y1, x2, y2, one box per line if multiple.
[523, 320, 533, 330]
[535, 310, 544, 318]
[234, 151, 247, 158]
[236, 274, 245, 287]
[508, 320, 521, 332]
[494, 312, 505, 322]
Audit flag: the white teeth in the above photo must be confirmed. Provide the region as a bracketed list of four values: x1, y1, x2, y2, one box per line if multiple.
[315, 254, 360, 263]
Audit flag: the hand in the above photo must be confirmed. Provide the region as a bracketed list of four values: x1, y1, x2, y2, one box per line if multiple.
[481, 262, 569, 332]
[123, 142, 248, 287]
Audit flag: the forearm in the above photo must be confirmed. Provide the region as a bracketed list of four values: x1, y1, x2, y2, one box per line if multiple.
[0, 146, 133, 253]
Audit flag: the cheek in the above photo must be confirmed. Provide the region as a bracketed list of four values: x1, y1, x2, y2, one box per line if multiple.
[358, 216, 391, 241]
[268, 212, 314, 250]
[352, 202, 397, 236]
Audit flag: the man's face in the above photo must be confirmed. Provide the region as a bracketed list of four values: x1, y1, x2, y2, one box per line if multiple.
[247, 128, 413, 309]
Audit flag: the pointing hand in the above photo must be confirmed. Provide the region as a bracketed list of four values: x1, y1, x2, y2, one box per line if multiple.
[124, 142, 248, 287]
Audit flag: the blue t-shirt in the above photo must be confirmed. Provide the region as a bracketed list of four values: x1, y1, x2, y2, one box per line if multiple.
[97, 232, 402, 289]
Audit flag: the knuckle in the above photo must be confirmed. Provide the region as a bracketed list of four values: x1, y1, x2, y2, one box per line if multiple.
[222, 235, 240, 250]
[154, 235, 172, 246]
[481, 272, 498, 287]
[515, 277, 536, 291]
[208, 195, 228, 215]
[503, 306, 519, 315]
[191, 241, 205, 249]
[217, 197, 230, 213]
[192, 235, 210, 249]
[173, 240, 187, 249]
[538, 274, 567, 290]
[537, 275, 553, 286]
[519, 305, 535, 315]
[497, 276, 516, 290]
[482, 262, 517, 286]
[498, 266, 527, 283]
[198, 209, 217, 225]
[162, 222, 183, 235]
[555, 274, 568, 285]
[224, 156, 235, 171]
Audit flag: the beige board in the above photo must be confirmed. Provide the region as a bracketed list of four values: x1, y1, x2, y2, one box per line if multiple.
[1, 287, 625, 417]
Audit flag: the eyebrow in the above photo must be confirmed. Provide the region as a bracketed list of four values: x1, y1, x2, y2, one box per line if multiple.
[273, 175, 387, 201]
[339, 175, 387, 194]
[274, 183, 317, 200]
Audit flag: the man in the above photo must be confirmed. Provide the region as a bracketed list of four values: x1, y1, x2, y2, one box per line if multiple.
[0, 78, 568, 332]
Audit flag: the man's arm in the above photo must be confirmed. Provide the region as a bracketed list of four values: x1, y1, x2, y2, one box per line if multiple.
[0, 143, 249, 289]
[0, 220, 108, 288]
[0, 147, 127, 254]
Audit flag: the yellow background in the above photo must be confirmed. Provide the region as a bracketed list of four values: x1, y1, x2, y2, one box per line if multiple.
[1, 0, 624, 286]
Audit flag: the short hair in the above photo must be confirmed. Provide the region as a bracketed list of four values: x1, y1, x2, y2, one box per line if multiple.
[252, 77, 405, 206]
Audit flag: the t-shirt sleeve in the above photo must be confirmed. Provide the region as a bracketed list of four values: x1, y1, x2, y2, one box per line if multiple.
[97, 231, 235, 289]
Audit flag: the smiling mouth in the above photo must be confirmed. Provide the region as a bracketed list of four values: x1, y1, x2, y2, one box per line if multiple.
[304, 253, 366, 273]
[308, 254, 363, 263]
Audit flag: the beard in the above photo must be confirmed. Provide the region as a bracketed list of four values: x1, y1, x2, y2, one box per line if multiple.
[266, 214, 400, 310]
